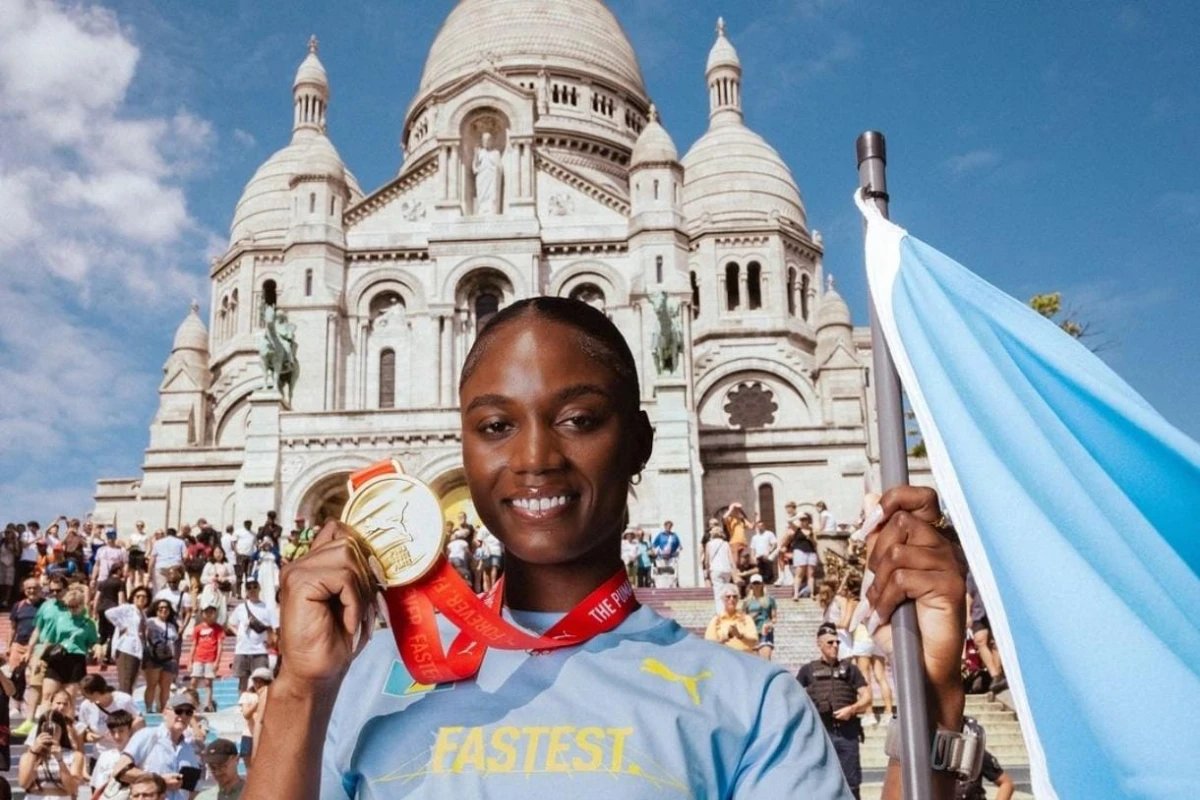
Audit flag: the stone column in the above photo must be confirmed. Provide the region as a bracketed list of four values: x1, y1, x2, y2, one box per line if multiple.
[649, 379, 705, 587]
[234, 390, 284, 522]
[739, 264, 749, 311]
[439, 313, 455, 406]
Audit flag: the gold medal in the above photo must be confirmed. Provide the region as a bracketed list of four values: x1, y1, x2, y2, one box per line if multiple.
[340, 460, 447, 588]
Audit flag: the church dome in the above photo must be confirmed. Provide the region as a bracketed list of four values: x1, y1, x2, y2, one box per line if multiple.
[293, 50, 328, 90]
[816, 277, 852, 330]
[229, 136, 363, 244]
[172, 302, 209, 354]
[416, 0, 647, 100]
[630, 106, 678, 167]
[682, 124, 807, 230]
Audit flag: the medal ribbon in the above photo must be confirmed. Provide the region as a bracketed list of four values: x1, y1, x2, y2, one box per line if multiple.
[349, 462, 639, 685]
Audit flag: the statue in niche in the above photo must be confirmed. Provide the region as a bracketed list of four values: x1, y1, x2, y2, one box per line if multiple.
[473, 132, 503, 215]
[651, 292, 684, 377]
[373, 296, 406, 330]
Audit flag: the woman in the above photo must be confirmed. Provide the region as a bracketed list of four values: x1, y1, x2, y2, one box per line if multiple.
[17, 710, 83, 798]
[106, 585, 150, 695]
[246, 297, 969, 800]
[91, 563, 125, 666]
[127, 521, 149, 590]
[741, 575, 777, 660]
[635, 530, 652, 588]
[817, 578, 854, 654]
[200, 546, 235, 625]
[44, 689, 85, 752]
[620, 530, 638, 584]
[142, 599, 179, 714]
[788, 515, 819, 601]
[252, 538, 281, 615]
[704, 584, 759, 652]
[40, 587, 97, 704]
[844, 572, 893, 727]
[723, 503, 749, 566]
[185, 531, 212, 596]
[705, 526, 733, 613]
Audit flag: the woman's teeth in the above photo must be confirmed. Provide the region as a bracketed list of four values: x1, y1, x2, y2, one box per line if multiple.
[512, 495, 571, 512]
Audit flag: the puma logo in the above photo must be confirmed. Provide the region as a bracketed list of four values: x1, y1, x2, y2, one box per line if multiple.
[640, 658, 712, 706]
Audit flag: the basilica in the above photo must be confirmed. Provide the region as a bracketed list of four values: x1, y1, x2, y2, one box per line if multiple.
[94, 0, 900, 586]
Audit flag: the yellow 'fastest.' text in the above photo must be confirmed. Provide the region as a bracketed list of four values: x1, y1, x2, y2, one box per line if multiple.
[431, 725, 635, 775]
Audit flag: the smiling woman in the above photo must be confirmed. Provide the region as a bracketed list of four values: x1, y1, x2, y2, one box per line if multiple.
[246, 297, 967, 800]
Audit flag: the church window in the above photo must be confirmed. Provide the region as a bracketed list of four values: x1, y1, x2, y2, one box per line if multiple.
[800, 273, 811, 321]
[569, 283, 606, 311]
[787, 268, 797, 316]
[304, 269, 313, 297]
[724, 381, 778, 429]
[757, 484, 777, 533]
[653, 179, 660, 200]
[475, 291, 500, 335]
[690, 271, 700, 319]
[330, 196, 336, 216]
[309, 193, 316, 214]
[262, 280, 277, 306]
[655, 255, 663, 284]
[725, 263, 740, 310]
[379, 349, 396, 409]
[747, 261, 762, 310]
[369, 291, 405, 325]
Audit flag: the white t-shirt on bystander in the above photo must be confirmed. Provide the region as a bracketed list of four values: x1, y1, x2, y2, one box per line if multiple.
[229, 600, 278, 655]
[750, 529, 778, 560]
[446, 538, 470, 562]
[78, 691, 140, 752]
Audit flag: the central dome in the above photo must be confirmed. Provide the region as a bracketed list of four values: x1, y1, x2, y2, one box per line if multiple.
[417, 0, 647, 100]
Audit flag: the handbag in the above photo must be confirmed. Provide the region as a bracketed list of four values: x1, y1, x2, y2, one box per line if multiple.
[41, 643, 67, 663]
[146, 624, 175, 663]
[244, 604, 270, 634]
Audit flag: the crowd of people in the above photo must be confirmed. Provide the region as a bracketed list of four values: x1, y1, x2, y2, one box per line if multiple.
[1, 493, 1013, 799]
[0, 512, 311, 798]
[698, 497, 1013, 798]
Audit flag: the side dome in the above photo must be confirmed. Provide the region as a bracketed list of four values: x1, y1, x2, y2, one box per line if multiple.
[682, 125, 807, 231]
[229, 137, 363, 245]
[416, 0, 647, 101]
[816, 277, 852, 330]
[172, 301, 209, 354]
[630, 107, 678, 167]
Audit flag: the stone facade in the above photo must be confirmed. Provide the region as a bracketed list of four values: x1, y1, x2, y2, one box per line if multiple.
[94, 3, 930, 586]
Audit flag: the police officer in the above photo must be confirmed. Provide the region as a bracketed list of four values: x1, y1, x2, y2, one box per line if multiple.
[797, 622, 872, 799]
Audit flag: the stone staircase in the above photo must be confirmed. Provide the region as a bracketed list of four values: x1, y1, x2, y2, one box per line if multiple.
[637, 586, 1031, 784]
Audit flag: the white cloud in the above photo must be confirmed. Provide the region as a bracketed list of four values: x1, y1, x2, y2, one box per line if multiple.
[233, 128, 258, 148]
[943, 149, 1002, 176]
[0, 0, 214, 521]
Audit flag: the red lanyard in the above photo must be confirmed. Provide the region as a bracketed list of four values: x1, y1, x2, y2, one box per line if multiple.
[348, 461, 639, 685]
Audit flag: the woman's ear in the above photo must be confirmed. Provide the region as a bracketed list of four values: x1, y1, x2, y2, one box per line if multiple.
[632, 410, 655, 475]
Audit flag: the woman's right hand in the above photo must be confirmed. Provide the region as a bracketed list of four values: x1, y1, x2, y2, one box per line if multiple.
[276, 521, 377, 688]
[32, 733, 53, 754]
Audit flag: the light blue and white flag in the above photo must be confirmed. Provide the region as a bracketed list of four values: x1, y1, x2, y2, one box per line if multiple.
[856, 191, 1200, 800]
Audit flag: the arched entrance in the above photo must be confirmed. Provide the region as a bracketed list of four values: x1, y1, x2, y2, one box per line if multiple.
[298, 472, 352, 527]
[430, 469, 478, 528]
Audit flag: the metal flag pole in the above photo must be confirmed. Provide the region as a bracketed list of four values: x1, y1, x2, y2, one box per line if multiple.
[856, 131, 933, 799]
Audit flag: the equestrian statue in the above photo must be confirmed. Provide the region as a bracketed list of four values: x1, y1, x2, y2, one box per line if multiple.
[651, 292, 685, 377]
[259, 302, 298, 406]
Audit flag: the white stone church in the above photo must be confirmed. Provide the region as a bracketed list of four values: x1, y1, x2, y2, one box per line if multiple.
[94, 0, 903, 586]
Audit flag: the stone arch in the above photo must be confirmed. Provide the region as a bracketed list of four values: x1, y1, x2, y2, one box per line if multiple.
[214, 393, 251, 448]
[548, 259, 629, 304]
[696, 360, 819, 430]
[347, 269, 428, 316]
[441, 255, 527, 301]
[283, 453, 378, 524]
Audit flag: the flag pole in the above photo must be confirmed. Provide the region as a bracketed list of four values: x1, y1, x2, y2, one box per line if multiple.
[856, 131, 933, 799]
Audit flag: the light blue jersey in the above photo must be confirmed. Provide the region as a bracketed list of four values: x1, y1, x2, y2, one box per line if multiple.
[321, 605, 852, 799]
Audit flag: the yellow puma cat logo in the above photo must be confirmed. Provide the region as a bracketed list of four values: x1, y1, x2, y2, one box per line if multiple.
[640, 658, 712, 706]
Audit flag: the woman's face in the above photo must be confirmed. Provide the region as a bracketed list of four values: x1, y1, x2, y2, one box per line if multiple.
[213, 547, 226, 562]
[156, 602, 171, 620]
[133, 591, 149, 608]
[52, 692, 71, 715]
[461, 318, 638, 567]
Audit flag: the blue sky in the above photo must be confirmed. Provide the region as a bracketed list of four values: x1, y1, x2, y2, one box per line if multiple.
[2, 0, 1197, 522]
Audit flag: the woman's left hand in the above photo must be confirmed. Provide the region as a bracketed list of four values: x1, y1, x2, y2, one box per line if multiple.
[864, 486, 967, 707]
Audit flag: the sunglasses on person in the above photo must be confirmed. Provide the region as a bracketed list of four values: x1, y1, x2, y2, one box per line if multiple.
[171, 706, 196, 718]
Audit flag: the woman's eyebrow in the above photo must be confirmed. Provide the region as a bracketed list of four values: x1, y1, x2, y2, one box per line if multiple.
[555, 383, 612, 403]
[464, 393, 511, 414]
